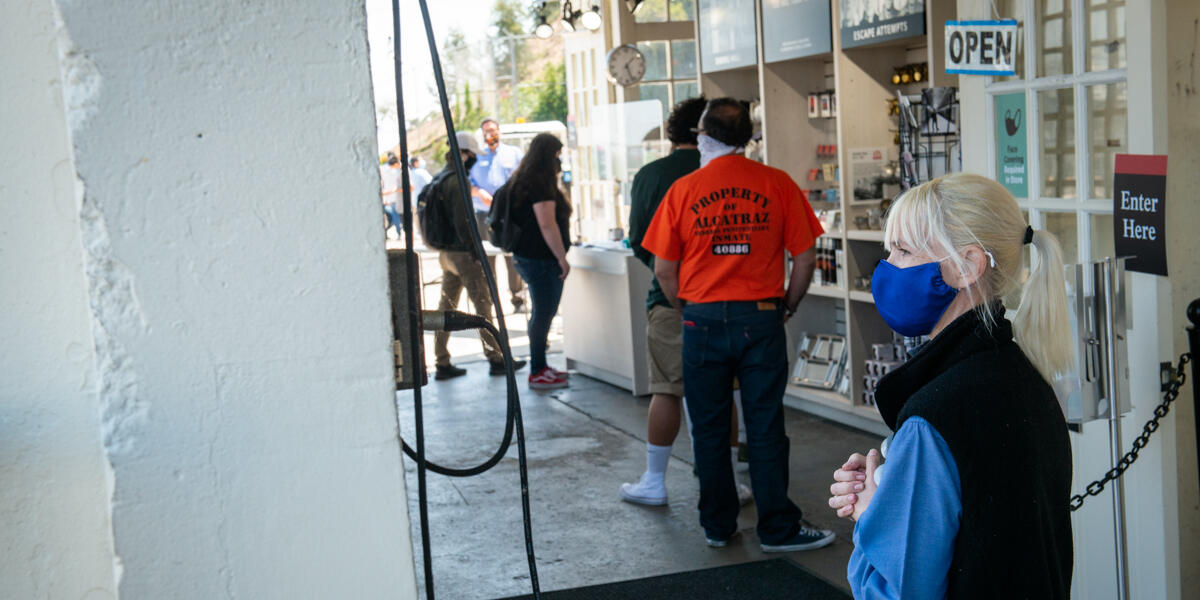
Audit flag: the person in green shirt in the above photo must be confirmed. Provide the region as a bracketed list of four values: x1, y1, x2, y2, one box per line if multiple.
[620, 97, 753, 507]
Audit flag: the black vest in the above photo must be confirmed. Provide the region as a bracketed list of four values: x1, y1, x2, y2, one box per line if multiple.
[874, 307, 1073, 599]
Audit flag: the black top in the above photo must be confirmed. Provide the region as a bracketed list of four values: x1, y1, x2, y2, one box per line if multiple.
[875, 305, 1073, 599]
[512, 189, 571, 260]
[628, 148, 700, 311]
[433, 165, 478, 253]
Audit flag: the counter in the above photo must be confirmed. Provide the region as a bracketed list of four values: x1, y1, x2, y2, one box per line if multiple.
[562, 245, 652, 395]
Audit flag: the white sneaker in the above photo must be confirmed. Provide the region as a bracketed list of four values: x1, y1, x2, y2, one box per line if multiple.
[737, 483, 754, 506]
[619, 472, 668, 506]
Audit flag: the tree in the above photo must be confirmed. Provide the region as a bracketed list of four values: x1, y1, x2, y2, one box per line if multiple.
[524, 62, 568, 124]
[419, 82, 487, 171]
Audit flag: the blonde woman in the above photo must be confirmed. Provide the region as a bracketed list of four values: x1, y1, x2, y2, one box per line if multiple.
[828, 174, 1074, 599]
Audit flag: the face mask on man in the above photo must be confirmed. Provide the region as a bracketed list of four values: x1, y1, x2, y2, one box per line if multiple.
[871, 259, 958, 337]
[697, 134, 741, 168]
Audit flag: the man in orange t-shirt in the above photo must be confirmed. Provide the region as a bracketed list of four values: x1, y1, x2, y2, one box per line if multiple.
[642, 97, 833, 553]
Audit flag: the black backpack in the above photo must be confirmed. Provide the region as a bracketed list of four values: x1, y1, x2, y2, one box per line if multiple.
[486, 181, 523, 252]
[416, 170, 459, 250]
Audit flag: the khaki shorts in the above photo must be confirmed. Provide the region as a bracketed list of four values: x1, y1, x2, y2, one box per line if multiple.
[646, 304, 685, 397]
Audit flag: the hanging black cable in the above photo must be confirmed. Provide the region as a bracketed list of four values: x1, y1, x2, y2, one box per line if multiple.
[389, 1, 541, 598]
[388, 2, 434, 597]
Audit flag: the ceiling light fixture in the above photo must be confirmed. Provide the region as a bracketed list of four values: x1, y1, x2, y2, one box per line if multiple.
[534, 14, 554, 38]
[581, 3, 603, 31]
[561, 1, 580, 33]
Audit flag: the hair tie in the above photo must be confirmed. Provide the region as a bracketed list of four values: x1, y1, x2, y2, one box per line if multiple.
[1023, 226, 1034, 245]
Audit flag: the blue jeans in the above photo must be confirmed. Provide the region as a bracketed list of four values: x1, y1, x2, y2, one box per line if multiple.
[384, 204, 403, 236]
[513, 256, 564, 372]
[681, 301, 802, 544]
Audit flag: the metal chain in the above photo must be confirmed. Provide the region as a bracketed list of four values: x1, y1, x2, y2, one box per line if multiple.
[1069, 352, 1192, 511]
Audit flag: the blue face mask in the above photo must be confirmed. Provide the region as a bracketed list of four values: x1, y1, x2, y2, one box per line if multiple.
[871, 259, 959, 337]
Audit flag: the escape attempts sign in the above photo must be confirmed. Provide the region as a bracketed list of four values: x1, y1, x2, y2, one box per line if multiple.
[1113, 154, 1168, 276]
[839, 0, 924, 49]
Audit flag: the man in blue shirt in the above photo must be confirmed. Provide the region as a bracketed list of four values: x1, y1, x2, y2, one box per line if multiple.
[469, 117, 525, 310]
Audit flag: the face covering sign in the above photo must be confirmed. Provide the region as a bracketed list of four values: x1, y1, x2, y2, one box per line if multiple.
[945, 20, 1018, 75]
[993, 93, 1027, 197]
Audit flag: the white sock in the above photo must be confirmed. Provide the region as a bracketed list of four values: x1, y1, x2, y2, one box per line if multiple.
[733, 389, 747, 445]
[647, 443, 672, 477]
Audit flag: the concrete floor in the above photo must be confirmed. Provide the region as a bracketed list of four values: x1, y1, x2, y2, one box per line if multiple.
[396, 353, 880, 599]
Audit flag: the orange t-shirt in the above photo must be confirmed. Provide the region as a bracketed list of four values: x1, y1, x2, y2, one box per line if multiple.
[641, 154, 824, 303]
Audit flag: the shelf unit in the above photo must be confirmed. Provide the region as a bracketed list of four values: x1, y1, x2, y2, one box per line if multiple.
[695, 0, 958, 434]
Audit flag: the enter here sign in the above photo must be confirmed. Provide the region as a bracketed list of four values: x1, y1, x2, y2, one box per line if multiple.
[945, 20, 1018, 76]
[1113, 154, 1168, 276]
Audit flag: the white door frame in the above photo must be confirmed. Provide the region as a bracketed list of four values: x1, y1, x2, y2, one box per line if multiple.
[958, 0, 1178, 598]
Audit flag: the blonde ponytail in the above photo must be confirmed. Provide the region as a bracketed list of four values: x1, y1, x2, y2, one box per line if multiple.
[1013, 230, 1075, 382]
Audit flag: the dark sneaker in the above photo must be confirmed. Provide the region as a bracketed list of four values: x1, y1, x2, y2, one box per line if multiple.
[489, 359, 527, 375]
[434, 364, 467, 380]
[706, 529, 741, 548]
[760, 524, 835, 553]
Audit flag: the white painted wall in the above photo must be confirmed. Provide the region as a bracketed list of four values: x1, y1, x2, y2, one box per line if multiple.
[1165, 2, 1200, 597]
[0, 2, 118, 597]
[2, 0, 418, 597]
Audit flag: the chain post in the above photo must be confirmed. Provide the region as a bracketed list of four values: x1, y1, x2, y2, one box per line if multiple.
[1069, 352, 1192, 511]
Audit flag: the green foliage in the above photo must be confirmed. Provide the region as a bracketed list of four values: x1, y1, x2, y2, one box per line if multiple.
[523, 62, 568, 124]
[420, 82, 487, 171]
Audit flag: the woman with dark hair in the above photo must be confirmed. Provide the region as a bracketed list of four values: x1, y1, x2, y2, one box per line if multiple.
[507, 132, 571, 389]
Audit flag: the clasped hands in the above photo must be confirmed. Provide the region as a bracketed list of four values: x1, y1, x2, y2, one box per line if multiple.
[828, 449, 882, 522]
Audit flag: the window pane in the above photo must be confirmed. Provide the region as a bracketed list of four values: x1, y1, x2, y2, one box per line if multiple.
[634, 0, 668, 22]
[669, 0, 696, 21]
[638, 82, 671, 122]
[1039, 88, 1076, 199]
[1037, 0, 1073, 76]
[671, 39, 698, 79]
[1087, 82, 1127, 199]
[674, 80, 699, 102]
[1090, 213, 1115, 261]
[638, 41, 670, 81]
[1086, 0, 1125, 70]
[1044, 211, 1079, 266]
[994, 0, 1026, 80]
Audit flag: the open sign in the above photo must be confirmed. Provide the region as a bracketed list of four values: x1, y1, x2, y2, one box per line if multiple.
[945, 20, 1018, 76]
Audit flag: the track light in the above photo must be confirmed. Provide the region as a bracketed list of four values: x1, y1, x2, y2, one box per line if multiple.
[581, 4, 602, 30]
[535, 15, 552, 37]
[532, 2, 554, 38]
[626, 0, 645, 14]
[534, 14, 554, 39]
[561, 1, 580, 33]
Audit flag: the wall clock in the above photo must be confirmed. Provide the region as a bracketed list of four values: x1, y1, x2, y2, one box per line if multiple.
[606, 44, 646, 87]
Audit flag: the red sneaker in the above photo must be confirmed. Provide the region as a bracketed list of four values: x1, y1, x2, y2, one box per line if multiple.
[548, 366, 570, 379]
[528, 366, 568, 390]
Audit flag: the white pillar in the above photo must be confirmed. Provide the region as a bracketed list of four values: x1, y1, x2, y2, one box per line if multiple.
[0, 1, 118, 597]
[3, 0, 419, 597]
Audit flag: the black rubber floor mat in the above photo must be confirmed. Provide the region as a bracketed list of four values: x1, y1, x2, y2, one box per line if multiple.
[498, 558, 851, 599]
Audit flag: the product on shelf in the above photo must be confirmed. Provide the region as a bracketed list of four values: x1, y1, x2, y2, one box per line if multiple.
[811, 237, 843, 287]
[791, 333, 848, 390]
[860, 337, 909, 406]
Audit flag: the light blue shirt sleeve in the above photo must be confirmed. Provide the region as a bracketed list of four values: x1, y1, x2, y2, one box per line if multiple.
[848, 416, 961, 600]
